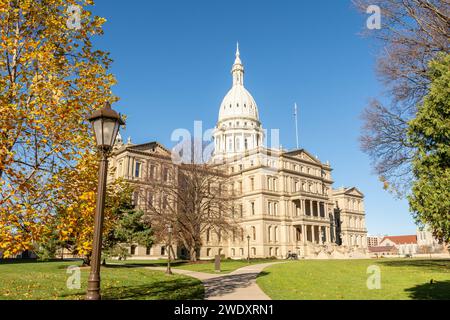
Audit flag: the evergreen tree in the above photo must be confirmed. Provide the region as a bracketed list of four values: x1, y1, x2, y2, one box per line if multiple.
[408, 54, 450, 243]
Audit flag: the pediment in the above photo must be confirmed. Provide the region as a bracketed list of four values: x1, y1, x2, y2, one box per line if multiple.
[129, 142, 171, 156]
[345, 187, 364, 197]
[284, 149, 321, 164]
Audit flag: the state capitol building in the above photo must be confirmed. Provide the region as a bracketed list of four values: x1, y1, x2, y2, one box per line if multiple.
[109, 46, 368, 260]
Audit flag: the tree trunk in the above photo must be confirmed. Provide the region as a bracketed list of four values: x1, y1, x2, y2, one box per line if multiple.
[83, 255, 91, 267]
[189, 247, 197, 262]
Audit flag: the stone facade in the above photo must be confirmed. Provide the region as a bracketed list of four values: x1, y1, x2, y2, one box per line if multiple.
[108, 45, 368, 260]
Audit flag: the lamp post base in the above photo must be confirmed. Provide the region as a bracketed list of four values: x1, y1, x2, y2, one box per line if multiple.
[86, 275, 101, 300]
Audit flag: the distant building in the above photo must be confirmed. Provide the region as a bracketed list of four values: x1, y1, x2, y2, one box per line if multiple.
[417, 227, 440, 247]
[379, 235, 418, 255]
[367, 235, 383, 247]
[368, 245, 398, 257]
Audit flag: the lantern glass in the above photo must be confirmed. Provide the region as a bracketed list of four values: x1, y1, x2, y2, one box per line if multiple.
[93, 118, 104, 147]
[92, 118, 120, 149]
[103, 118, 118, 147]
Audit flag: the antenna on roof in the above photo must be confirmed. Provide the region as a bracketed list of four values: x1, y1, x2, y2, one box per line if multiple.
[294, 103, 299, 149]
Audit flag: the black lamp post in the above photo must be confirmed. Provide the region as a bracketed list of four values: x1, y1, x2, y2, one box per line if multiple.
[86, 102, 125, 301]
[247, 235, 251, 263]
[166, 224, 173, 275]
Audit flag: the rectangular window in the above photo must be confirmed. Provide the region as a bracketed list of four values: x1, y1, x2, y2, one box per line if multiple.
[250, 177, 255, 191]
[147, 191, 153, 207]
[305, 200, 311, 216]
[118, 161, 123, 177]
[163, 168, 169, 182]
[132, 191, 140, 207]
[135, 162, 142, 178]
[312, 201, 318, 216]
[319, 202, 325, 217]
[149, 165, 156, 179]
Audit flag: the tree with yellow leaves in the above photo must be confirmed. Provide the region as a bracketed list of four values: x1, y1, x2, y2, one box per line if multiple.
[52, 152, 136, 265]
[0, 0, 117, 257]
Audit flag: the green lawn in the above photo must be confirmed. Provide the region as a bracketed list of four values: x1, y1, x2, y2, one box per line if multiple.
[257, 259, 450, 300]
[110, 258, 277, 274]
[0, 260, 203, 300]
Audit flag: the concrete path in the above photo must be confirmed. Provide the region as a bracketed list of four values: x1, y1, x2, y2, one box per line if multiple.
[146, 262, 280, 300]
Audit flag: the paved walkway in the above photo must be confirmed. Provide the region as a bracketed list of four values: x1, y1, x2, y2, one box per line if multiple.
[146, 262, 280, 300]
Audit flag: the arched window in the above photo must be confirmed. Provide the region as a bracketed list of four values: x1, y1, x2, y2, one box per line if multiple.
[231, 248, 235, 256]
[274, 227, 278, 242]
[161, 246, 166, 256]
[252, 226, 256, 240]
[252, 247, 256, 256]
[130, 245, 137, 255]
[268, 226, 272, 242]
[207, 248, 212, 257]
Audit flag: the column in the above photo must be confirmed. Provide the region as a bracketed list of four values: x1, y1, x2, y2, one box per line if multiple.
[303, 225, 307, 243]
[124, 156, 129, 179]
[301, 199, 305, 215]
[326, 227, 330, 243]
[311, 225, 315, 243]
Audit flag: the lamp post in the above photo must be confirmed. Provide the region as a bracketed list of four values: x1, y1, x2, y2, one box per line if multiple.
[86, 102, 125, 300]
[166, 225, 173, 275]
[247, 235, 251, 263]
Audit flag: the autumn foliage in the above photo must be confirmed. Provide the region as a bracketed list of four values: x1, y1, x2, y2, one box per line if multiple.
[0, 0, 117, 257]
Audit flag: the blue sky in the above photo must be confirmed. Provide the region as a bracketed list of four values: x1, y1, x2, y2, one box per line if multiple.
[90, 0, 416, 236]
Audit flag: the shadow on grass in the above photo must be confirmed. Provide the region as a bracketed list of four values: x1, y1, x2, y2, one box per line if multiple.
[378, 259, 450, 272]
[256, 271, 270, 279]
[103, 261, 189, 269]
[61, 278, 204, 300]
[0, 259, 84, 266]
[204, 273, 259, 298]
[405, 280, 450, 300]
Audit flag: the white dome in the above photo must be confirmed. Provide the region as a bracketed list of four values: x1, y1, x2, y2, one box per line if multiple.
[213, 44, 264, 159]
[218, 85, 260, 122]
